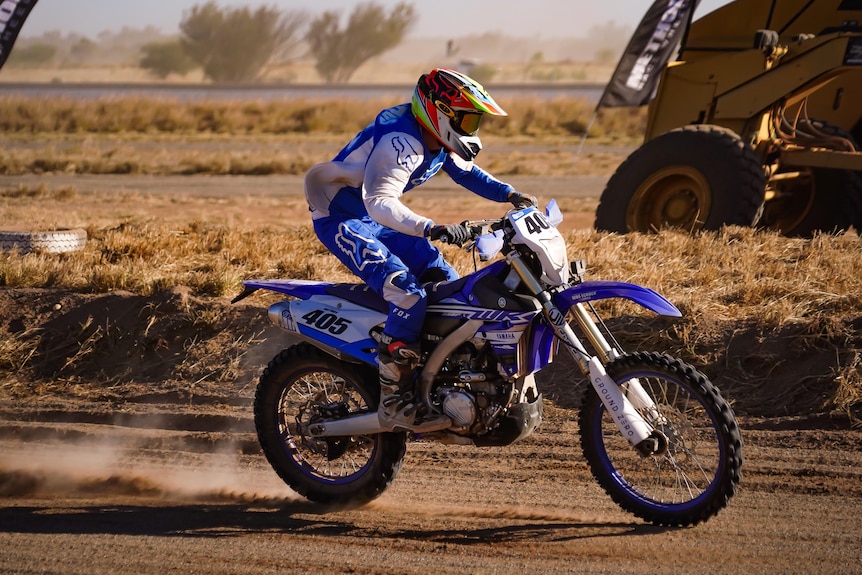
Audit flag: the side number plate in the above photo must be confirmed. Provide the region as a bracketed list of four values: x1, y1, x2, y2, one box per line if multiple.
[300, 309, 352, 335]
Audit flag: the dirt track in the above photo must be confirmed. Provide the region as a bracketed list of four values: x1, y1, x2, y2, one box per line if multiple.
[1, 172, 861, 574]
[2, 394, 861, 575]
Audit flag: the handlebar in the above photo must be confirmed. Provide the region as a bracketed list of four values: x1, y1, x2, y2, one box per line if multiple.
[461, 218, 504, 239]
[435, 218, 503, 246]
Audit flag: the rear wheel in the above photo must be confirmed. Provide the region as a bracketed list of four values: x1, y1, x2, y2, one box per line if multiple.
[254, 343, 406, 506]
[595, 125, 765, 233]
[579, 352, 743, 527]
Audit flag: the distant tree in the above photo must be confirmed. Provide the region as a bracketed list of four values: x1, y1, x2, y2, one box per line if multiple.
[6, 43, 56, 67]
[140, 41, 197, 79]
[70, 37, 97, 61]
[594, 47, 618, 66]
[306, 2, 416, 84]
[180, 2, 307, 83]
[466, 62, 497, 85]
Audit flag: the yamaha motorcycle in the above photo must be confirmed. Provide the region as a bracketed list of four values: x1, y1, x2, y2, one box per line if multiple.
[233, 200, 742, 527]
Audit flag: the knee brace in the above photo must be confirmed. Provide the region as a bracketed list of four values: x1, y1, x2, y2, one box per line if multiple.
[382, 271, 422, 311]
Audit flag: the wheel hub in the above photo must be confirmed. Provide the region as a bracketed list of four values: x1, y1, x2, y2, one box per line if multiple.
[627, 166, 712, 232]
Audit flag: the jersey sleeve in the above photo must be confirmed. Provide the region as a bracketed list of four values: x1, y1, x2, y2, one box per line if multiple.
[362, 132, 435, 237]
[442, 153, 514, 202]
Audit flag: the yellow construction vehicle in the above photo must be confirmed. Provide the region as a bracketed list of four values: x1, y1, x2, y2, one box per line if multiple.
[595, 0, 862, 236]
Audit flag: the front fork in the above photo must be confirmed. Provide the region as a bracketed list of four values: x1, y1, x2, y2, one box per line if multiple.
[509, 253, 666, 456]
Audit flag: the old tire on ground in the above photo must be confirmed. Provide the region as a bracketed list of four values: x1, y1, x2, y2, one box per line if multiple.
[595, 125, 766, 233]
[0, 228, 88, 254]
[759, 119, 862, 237]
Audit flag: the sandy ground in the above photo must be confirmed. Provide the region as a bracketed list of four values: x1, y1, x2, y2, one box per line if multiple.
[1, 172, 861, 574]
[2, 397, 861, 575]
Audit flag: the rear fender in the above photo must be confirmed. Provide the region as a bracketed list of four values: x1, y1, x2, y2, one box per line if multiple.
[237, 280, 383, 366]
[554, 280, 682, 317]
[232, 279, 333, 303]
[281, 296, 385, 366]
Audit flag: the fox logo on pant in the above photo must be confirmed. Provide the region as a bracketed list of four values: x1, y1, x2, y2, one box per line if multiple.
[335, 223, 386, 271]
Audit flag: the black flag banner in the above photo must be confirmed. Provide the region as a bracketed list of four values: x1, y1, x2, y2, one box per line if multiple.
[0, 0, 39, 70]
[597, 0, 699, 109]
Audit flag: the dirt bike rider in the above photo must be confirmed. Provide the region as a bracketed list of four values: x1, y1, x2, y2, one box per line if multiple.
[304, 68, 537, 432]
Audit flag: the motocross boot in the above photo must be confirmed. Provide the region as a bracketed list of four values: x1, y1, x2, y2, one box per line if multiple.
[377, 340, 449, 432]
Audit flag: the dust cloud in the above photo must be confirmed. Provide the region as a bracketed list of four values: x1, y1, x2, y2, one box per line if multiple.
[0, 427, 298, 505]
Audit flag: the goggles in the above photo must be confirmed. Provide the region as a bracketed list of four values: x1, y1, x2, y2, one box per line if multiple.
[453, 111, 483, 136]
[433, 98, 484, 136]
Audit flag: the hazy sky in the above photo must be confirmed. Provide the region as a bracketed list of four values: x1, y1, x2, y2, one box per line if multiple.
[21, 0, 730, 39]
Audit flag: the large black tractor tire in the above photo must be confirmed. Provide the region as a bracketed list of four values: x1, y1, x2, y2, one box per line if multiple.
[254, 343, 407, 507]
[759, 119, 862, 237]
[595, 125, 766, 233]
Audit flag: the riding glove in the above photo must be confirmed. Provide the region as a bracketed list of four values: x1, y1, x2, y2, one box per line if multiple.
[508, 191, 538, 208]
[427, 223, 470, 246]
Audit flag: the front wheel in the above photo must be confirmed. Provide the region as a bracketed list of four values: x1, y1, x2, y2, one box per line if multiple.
[579, 352, 742, 526]
[254, 343, 407, 506]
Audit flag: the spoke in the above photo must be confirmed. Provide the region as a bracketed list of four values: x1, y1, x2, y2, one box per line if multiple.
[665, 451, 700, 500]
[600, 372, 721, 505]
[276, 369, 375, 481]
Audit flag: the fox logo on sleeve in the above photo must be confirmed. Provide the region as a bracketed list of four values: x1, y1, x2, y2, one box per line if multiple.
[390, 135, 419, 171]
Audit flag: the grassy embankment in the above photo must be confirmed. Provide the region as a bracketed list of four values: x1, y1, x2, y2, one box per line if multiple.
[0, 96, 860, 419]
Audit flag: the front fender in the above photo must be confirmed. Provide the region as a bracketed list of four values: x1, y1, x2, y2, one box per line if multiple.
[554, 280, 682, 317]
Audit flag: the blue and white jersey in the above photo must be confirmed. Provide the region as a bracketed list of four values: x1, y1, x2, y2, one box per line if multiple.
[304, 103, 514, 237]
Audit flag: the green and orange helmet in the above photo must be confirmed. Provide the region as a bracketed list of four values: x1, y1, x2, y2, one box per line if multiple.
[411, 68, 507, 161]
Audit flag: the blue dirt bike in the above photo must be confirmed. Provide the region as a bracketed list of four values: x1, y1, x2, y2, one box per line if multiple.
[233, 200, 742, 527]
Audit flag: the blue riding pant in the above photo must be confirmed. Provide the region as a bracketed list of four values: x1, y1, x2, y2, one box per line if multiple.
[313, 214, 458, 344]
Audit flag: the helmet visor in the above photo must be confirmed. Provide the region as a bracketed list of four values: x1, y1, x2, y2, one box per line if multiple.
[454, 111, 483, 136]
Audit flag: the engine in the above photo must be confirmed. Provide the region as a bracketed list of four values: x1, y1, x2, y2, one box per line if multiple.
[437, 383, 506, 435]
[429, 340, 508, 435]
[441, 390, 477, 428]
[422, 327, 543, 446]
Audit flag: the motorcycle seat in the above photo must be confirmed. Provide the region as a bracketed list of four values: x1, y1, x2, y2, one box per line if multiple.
[324, 276, 472, 313]
[325, 272, 533, 314]
[325, 283, 389, 313]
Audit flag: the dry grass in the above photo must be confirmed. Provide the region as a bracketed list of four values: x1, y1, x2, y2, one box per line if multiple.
[0, 96, 397, 135]
[0, 220, 333, 296]
[2, 193, 859, 319]
[0, 95, 643, 139]
[0, 133, 621, 178]
[1, 210, 859, 417]
[0, 96, 641, 178]
[19, 186, 857, 314]
[563, 227, 862, 329]
[0, 96, 859, 419]
[0, 137, 318, 176]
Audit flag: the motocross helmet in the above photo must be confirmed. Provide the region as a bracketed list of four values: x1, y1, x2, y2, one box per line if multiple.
[411, 68, 507, 161]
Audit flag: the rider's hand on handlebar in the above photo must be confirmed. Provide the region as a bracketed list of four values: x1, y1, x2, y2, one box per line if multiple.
[427, 223, 471, 246]
[508, 191, 538, 209]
